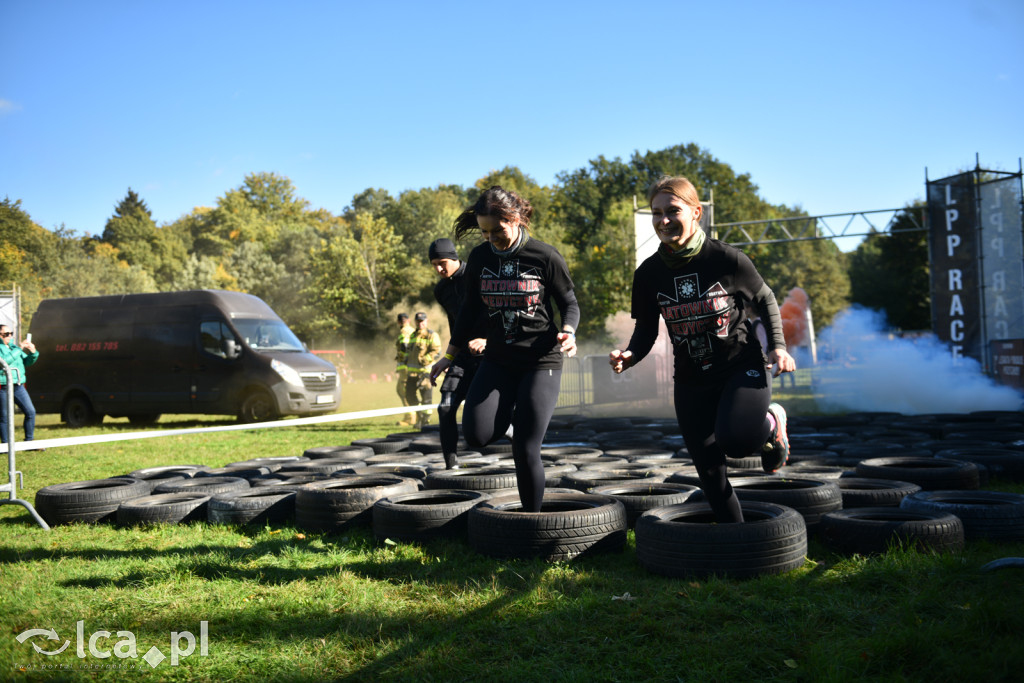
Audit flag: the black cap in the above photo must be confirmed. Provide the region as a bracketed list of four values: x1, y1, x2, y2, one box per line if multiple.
[428, 238, 458, 261]
[414, 312, 427, 322]
[397, 312, 409, 321]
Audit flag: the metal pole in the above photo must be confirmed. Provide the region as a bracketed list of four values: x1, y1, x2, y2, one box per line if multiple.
[0, 357, 50, 529]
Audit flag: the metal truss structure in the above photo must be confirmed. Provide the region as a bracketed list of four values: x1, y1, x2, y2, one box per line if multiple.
[712, 207, 927, 246]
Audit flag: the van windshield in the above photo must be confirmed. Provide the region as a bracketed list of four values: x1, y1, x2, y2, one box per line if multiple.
[234, 319, 305, 352]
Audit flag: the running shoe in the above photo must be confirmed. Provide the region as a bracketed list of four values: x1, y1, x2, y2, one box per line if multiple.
[761, 403, 790, 473]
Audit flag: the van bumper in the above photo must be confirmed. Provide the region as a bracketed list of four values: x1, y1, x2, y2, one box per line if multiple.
[273, 384, 341, 416]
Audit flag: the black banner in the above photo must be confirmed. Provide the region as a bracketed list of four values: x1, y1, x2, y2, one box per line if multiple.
[927, 173, 981, 363]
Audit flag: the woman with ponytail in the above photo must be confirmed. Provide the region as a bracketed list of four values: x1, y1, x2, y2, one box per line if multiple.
[431, 186, 579, 512]
[609, 176, 796, 523]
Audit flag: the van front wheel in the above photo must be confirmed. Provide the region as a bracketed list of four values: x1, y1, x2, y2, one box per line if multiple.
[239, 390, 277, 423]
[63, 396, 101, 428]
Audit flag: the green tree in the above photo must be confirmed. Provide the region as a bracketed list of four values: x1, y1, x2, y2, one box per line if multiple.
[100, 188, 187, 287]
[552, 143, 803, 339]
[0, 197, 59, 323]
[746, 239, 851, 332]
[849, 206, 931, 330]
[310, 213, 410, 339]
[46, 232, 157, 298]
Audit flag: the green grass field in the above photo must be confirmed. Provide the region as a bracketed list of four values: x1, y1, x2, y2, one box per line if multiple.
[2, 380, 1024, 681]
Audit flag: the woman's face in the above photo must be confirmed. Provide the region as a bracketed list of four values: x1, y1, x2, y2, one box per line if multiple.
[477, 214, 520, 251]
[650, 192, 701, 249]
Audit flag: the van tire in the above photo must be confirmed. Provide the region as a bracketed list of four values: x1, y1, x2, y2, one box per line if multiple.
[239, 389, 277, 423]
[62, 395, 100, 428]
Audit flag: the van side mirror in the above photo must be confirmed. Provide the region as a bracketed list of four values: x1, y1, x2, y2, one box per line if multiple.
[223, 339, 241, 359]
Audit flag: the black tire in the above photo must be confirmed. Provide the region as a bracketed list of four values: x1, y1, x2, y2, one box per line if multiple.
[227, 456, 306, 471]
[250, 473, 326, 488]
[117, 493, 212, 525]
[238, 389, 277, 423]
[127, 413, 161, 426]
[728, 476, 843, 529]
[784, 464, 848, 480]
[836, 478, 922, 508]
[934, 448, 1024, 482]
[195, 466, 273, 480]
[589, 482, 699, 528]
[127, 465, 210, 481]
[62, 395, 101, 428]
[373, 489, 491, 543]
[423, 467, 518, 492]
[153, 476, 251, 495]
[336, 464, 429, 480]
[208, 489, 297, 525]
[35, 478, 152, 525]
[350, 437, 412, 454]
[855, 457, 980, 490]
[541, 446, 604, 460]
[467, 492, 627, 561]
[819, 507, 964, 555]
[561, 469, 668, 491]
[303, 445, 375, 460]
[275, 459, 365, 476]
[603, 448, 676, 461]
[635, 501, 807, 579]
[724, 455, 763, 470]
[295, 475, 420, 532]
[900, 490, 1024, 542]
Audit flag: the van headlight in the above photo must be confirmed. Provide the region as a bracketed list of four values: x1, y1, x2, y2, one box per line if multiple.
[271, 359, 304, 387]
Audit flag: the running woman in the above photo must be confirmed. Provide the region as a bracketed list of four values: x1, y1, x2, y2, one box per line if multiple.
[431, 186, 579, 512]
[428, 237, 487, 469]
[609, 176, 795, 523]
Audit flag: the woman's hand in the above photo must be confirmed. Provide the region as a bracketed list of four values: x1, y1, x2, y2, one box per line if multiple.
[557, 331, 577, 358]
[608, 349, 633, 374]
[429, 357, 451, 386]
[767, 349, 796, 377]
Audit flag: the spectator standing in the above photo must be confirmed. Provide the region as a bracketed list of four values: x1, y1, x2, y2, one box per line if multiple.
[0, 324, 39, 445]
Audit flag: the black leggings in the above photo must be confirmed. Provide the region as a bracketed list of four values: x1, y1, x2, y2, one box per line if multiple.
[674, 352, 773, 523]
[462, 360, 562, 512]
[437, 358, 478, 463]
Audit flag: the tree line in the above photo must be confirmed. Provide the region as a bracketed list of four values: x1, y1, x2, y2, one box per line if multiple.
[1, 142, 929, 356]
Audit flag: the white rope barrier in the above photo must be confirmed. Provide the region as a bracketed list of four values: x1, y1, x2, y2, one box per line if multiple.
[0, 403, 436, 452]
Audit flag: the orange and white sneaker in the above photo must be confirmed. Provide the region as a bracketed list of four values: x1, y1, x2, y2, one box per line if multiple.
[762, 403, 790, 473]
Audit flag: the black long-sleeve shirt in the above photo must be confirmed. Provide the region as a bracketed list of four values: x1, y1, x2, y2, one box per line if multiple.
[451, 237, 580, 370]
[626, 239, 785, 382]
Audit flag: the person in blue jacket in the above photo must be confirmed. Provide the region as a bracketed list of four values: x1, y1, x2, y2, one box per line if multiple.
[0, 324, 39, 445]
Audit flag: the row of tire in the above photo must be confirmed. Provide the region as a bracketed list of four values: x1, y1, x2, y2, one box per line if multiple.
[31, 448, 1024, 578]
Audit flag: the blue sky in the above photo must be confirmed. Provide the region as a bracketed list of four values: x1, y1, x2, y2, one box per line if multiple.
[2, 0, 1022, 243]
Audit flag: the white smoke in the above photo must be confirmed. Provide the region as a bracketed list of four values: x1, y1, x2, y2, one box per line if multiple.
[812, 306, 1023, 414]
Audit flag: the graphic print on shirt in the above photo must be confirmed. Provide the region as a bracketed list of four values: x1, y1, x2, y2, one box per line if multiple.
[657, 272, 731, 361]
[479, 258, 542, 343]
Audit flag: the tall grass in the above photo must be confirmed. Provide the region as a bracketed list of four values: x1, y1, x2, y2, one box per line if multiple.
[2, 382, 1023, 681]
